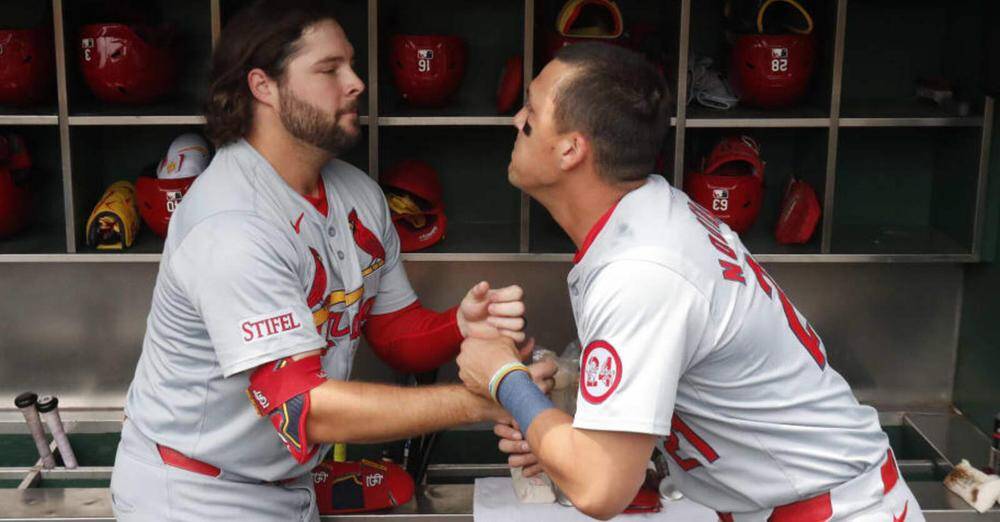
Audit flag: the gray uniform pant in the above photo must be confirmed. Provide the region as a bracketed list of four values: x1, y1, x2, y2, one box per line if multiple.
[110, 420, 320, 522]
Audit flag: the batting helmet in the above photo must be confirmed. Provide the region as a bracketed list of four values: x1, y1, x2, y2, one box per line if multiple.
[775, 176, 820, 244]
[136, 133, 210, 238]
[0, 134, 34, 238]
[78, 23, 177, 105]
[496, 55, 523, 114]
[0, 28, 54, 106]
[684, 135, 765, 234]
[389, 35, 466, 108]
[730, 0, 816, 108]
[381, 160, 447, 252]
[544, 0, 626, 63]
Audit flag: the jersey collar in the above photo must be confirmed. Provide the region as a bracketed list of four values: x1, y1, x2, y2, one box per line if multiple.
[573, 201, 619, 264]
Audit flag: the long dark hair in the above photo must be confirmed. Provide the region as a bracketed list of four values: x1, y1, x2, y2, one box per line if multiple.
[204, 0, 338, 147]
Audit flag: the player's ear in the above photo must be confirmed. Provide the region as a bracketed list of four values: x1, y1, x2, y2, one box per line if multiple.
[247, 68, 279, 108]
[558, 132, 588, 172]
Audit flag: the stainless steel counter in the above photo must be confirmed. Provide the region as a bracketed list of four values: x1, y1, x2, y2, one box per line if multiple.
[1, 410, 999, 521]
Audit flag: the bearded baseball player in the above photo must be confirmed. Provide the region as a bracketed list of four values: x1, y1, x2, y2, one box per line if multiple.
[109, 1, 553, 520]
[456, 43, 924, 521]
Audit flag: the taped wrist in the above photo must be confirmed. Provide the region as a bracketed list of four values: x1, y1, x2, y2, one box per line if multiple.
[496, 370, 555, 434]
[247, 355, 327, 464]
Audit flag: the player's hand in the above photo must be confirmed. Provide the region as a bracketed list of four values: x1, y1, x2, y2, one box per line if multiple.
[529, 356, 558, 395]
[457, 331, 520, 398]
[456, 281, 526, 343]
[495, 421, 544, 476]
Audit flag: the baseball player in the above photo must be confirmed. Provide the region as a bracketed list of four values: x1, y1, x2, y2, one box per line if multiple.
[456, 43, 924, 521]
[110, 2, 550, 520]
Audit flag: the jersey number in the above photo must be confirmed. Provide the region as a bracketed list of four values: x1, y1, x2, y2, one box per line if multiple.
[663, 414, 719, 471]
[746, 255, 825, 369]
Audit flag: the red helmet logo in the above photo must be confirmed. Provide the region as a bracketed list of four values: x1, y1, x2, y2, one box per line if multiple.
[390, 35, 466, 107]
[78, 23, 177, 105]
[0, 28, 54, 106]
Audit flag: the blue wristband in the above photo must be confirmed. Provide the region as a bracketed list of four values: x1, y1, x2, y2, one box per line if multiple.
[496, 370, 555, 434]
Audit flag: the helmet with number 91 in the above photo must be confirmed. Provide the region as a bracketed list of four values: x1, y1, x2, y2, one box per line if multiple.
[389, 35, 466, 108]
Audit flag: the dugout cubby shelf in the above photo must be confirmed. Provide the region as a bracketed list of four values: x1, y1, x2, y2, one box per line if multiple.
[0, 0, 993, 263]
[839, 0, 985, 123]
[60, 0, 214, 120]
[832, 126, 986, 257]
[379, 126, 521, 254]
[683, 0, 837, 126]
[0, 127, 66, 255]
[378, 0, 524, 120]
[683, 127, 829, 257]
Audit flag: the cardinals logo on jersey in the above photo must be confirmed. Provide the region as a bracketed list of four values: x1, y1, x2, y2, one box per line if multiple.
[347, 209, 385, 277]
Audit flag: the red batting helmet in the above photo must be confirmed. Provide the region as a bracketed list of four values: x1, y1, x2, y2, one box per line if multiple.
[730, 0, 816, 108]
[136, 133, 210, 238]
[0, 28, 54, 106]
[544, 0, 626, 63]
[389, 35, 466, 108]
[78, 23, 177, 105]
[684, 135, 765, 234]
[496, 55, 523, 114]
[0, 134, 35, 238]
[381, 160, 447, 252]
[775, 176, 820, 244]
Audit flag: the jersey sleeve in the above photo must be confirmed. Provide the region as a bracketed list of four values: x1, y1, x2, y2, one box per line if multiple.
[572, 259, 710, 437]
[369, 190, 418, 315]
[170, 213, 326, 377]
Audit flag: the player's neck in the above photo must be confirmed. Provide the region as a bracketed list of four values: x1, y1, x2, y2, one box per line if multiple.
[541, 174, 641, 250]
[246, 125, 331, 198]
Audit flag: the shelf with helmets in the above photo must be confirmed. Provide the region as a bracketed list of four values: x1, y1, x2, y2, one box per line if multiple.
[0, 127, 66, 255]
[0, 0, 994, 264]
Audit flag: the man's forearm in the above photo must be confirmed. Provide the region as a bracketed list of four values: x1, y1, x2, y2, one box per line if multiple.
[527, 410, 652, 520]
[306, 380, 498, 444]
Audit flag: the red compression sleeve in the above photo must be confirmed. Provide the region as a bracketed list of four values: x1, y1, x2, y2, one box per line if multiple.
[363, 301, 464, 374]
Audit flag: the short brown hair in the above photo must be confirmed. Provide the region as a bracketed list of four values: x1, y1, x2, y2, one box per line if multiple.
[204, 0, 338, 147]
[553, 43, 672, 184]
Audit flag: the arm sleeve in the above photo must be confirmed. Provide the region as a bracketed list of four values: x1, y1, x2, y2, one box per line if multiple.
[363, 301, 464, 373]
[369, 190, 418, 315]
[170, 213, 326, 377]
[572, 260, 711, 437]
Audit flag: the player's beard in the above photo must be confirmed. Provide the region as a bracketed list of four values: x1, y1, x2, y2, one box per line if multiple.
[278, 84, 360, 155]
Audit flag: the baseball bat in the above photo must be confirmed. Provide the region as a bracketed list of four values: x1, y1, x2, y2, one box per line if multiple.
[36, 396, 77, 469]
[14, 392, 55, 469]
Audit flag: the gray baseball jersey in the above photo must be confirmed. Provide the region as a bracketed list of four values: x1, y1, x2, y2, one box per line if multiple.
[569, 175, 891, 513]
[124, 138, 417, 482]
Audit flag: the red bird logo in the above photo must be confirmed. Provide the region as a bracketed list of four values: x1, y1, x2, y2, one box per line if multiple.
[306, 247, 327, 309]
[348, 209, 386, 277]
